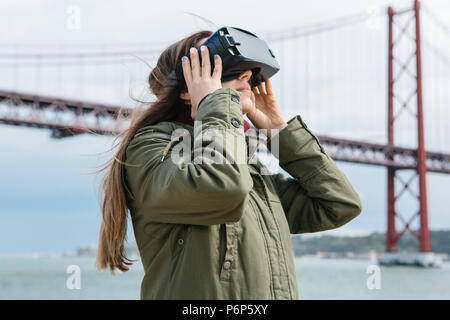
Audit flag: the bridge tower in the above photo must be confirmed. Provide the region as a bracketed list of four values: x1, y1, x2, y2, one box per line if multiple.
[386, 0, 430, 253]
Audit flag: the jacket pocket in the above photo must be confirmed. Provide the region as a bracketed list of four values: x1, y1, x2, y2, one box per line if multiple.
[167, 224, 191, 284]
[169, 224, 191, 260]
[144, 222, 175, 240]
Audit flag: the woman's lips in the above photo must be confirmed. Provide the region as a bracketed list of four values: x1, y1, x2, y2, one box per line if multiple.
[237, 88, 250, 92]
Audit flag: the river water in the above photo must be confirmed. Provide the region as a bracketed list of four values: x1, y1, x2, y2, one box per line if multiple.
[1, 255, 449, 299]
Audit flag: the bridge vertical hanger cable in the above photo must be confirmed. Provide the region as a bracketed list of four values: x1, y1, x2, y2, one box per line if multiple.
[422, 4, 450, 39]
[363, 25, 369, 139]
[323, 31, 327, 125]
[431, 13, 450, 150]
[423, 11, 436, 152]
[289, 39, 293, 115]
[103, 44, 109, 103]
[344, 26, 350, 137]
[114, 46, 119, 104]
[318, 32, 323, 124]
[328, 29, 332, 133]
[442, 28, 449, 151]
[368, 25, 375, 142]
[411, 8, 417, 149]
[424, 4, 450, 151]
[12, 44, 17, 91]
[335, 28, 341, 136]
[280, 40, 284, 114]
[377, 19, 385, 144]
[293, 36, 297, 120]
[351, 26, 357, 138]
[284, 39, 289, 115]
[303, 35, 308, 115]
[57, 44, 63, 98]
[36, 55, 41, 96]
[329, 28, 334, 135]
[437, 32, 443, 152]
[408, 11, 414, 149]
[80, 51, 84, 101]
[119, 54, 124, 108]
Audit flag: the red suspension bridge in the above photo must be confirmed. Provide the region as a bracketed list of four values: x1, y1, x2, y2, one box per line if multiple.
[0, 0, 449, 256]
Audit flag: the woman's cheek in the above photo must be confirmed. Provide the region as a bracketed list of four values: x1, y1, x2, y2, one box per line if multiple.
[242, 96, 254, 113]
[244, 92, 255, 111]
[250, 91, 255, 106]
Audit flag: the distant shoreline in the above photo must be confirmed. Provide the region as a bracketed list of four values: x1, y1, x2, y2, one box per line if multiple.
[2, 230, 449, 261]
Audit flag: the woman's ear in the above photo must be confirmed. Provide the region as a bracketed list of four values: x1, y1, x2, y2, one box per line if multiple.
[179, 87, 191, 105]
[179, 91, 189, 100]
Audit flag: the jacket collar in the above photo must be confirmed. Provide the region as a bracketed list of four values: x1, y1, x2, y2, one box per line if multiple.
[174, 102, 252, 132]
[172, 103, 258, 162]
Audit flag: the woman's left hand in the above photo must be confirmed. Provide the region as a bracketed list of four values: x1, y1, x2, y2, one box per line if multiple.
[247, 78, 287, 138]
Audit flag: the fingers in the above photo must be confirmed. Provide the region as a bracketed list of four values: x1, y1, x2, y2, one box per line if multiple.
[212, 54, 222, 80]
[183, 47, 220, 82]
[200, 45, 211, 78]
[254, 79, 274, 96]
[181, 56, 192, 86]
[189, 47, 200, 79]
[265, 78, 274, 95]
[258, 82, 267, 95]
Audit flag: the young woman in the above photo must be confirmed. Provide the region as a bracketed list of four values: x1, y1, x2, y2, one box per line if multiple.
[96, 30, 362, 299]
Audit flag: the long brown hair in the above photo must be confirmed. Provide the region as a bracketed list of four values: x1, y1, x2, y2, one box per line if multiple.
[95, 30, 213, 273]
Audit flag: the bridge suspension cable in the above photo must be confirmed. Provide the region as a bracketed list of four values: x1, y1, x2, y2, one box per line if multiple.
[422, 4, 450, 39]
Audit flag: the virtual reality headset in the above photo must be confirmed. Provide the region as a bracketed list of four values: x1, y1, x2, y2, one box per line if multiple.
[166, 26, 280, 88]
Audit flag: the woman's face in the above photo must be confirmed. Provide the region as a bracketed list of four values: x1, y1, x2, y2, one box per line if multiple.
[180, 37, 256, 116]
[221, 70, 255, 116]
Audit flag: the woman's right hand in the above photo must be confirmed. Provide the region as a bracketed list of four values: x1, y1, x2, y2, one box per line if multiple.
[181, 45, 222, 119]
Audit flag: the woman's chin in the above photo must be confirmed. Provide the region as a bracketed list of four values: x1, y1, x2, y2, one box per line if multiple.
[241, 98, 255, 115]
[242, 104, 255, 115]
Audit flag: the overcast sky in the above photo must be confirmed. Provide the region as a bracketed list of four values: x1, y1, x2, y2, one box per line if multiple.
[0, 0, 449, 255]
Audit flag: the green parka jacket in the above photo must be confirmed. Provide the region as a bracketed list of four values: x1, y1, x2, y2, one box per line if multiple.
[123, 87, 362, 300]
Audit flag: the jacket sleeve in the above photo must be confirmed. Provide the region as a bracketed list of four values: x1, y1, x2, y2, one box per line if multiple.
[267, 115, 362, 234]
[124, 87, 253, 226]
